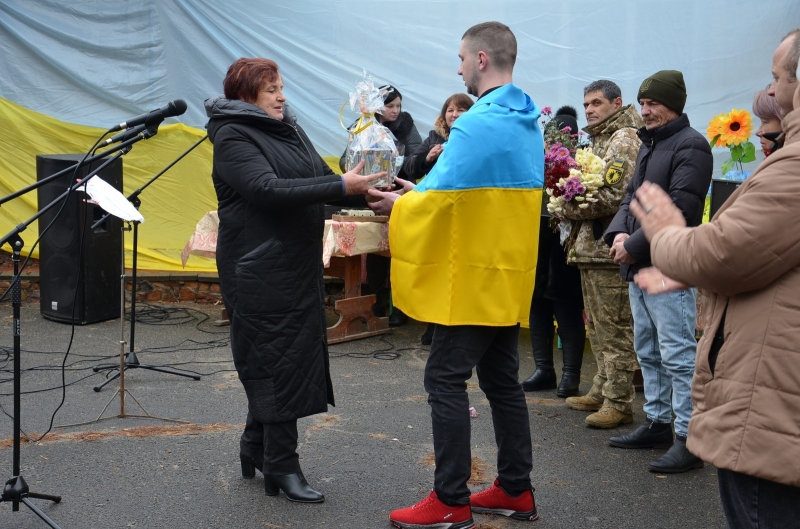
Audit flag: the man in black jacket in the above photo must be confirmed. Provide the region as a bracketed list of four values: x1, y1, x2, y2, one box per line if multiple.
[603, 70, 713, 473]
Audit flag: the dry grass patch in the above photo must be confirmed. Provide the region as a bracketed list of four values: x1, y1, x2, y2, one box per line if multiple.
[0, 423, 234, 448]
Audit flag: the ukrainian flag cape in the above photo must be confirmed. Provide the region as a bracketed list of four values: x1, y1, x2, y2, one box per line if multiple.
[389, 83, 544, 326]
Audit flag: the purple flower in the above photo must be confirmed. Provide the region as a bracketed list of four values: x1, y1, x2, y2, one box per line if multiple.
[542, 106, 552, 116]
[561, 176, 586, 201]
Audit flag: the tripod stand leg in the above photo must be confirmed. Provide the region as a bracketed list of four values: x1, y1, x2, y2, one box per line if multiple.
[21, 497, 63, 529]
[27, 491, 62, 503]
[135, 364, 201, 380]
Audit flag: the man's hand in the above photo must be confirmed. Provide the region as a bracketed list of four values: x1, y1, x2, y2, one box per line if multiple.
[342, 161, 388, 195]
[609, 233, 635, 264]
[366, 188, 401, 216]
[630, 181, 686, 241]
[425, 144, 444, 164]
[634, 266, 689, 294]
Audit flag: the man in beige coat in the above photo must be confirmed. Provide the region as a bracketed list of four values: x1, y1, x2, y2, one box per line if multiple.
[630, 28, 800, 529]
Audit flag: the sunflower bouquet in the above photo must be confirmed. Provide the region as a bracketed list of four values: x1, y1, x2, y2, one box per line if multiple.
[706, 109, 756, 176]
[546, 147, 605, 216]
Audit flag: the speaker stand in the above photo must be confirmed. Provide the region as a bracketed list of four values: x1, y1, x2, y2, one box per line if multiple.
[91, 219, 200, 392]
[0, 236, 63, 528]
[61, 224, 188, 427]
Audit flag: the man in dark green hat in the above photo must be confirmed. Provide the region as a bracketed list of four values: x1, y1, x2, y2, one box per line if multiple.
[603, 69, 713, 473]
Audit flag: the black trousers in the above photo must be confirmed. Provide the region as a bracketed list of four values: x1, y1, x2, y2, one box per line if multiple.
[425, 324, 533, 505]
[240, 412, 300, 475]
[529, 296, 586, 368]
[718, 468, 800, 529]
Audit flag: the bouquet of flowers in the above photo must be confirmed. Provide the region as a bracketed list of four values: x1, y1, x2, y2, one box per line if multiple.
[545, 147, 605, 215]
[706, 108, 755, 178]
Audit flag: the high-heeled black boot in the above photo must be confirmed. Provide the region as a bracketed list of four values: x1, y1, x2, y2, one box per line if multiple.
[556, 326, 585, 398]
[521, 325, 557, 391]
[265, 472, 325, 503]
[240, 454, 263, 479]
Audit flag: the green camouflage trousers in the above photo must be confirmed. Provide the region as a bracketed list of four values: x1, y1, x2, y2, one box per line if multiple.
[580, 268, 638, 413]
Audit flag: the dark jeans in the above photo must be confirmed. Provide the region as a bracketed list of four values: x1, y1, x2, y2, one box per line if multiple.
[425, 324, 533, 506]
[240, 411, 300, 475]
[718, 468, 800, 529]
[529, 296, 585, 368]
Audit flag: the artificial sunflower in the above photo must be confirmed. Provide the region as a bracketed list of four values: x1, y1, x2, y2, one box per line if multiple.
[718, 108, 753, 146]
[706, 113, 730, 147]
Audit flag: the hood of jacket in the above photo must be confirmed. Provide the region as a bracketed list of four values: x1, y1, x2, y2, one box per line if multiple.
[204, 96, 298, 142]
[433, 115, 449, 140]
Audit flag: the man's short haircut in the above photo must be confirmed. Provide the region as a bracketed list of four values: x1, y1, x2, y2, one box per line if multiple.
[583, 80, 622, 102]
[781, 28, 800, 82]
[461, 22, 517, 71]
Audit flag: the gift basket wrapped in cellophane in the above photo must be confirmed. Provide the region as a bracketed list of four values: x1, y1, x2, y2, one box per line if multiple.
[341, 71, 403, 188]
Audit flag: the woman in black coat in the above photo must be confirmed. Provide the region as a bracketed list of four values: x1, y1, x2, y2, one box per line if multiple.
[402, 92, 473, 183]
[206, 58, 379, 504]
[339, 85, 422, 326]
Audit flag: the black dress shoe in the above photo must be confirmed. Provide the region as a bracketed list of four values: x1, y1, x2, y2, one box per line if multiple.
[265, 472, 325, 503]
[240, 454, 263, 479]
[388, 308, 408, 327]
[521, 369, 557, 391]
[608, 420, 673, 449]
[556, 372, 581, 398]
[649, 436, 704, 473]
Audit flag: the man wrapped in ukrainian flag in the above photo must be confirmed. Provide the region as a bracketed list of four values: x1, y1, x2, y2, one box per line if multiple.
[371, 21, 546, 529]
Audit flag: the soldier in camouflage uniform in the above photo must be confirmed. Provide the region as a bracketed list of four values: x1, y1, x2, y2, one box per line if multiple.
[561, 80, 643, 428]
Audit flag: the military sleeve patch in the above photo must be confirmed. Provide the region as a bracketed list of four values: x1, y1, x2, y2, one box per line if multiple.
[604, 158, 625, 186]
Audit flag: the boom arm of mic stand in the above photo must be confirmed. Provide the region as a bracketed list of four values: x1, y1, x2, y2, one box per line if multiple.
[0, 130, 154, 249]
[0, 130, 152, 208]
[91, 134, 208, 230]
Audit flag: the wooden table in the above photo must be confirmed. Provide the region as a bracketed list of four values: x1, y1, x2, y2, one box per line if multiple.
[182, 212, 391, 343]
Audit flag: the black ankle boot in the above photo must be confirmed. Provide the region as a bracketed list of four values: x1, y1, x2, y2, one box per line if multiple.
[240, 454, 263, 479]
[648, 436, 704, 473]
[608, 420, 674, 449]
[556, 324, 585, 398]
[556, 372, 580, 398]
[265, 472, 325, 503]
[521, 368, 557, 391]
[420, 323, 435, 345]
[388, 308, 408, 327]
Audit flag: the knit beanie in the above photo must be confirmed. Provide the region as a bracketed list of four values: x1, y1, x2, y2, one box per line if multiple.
[637, 70, 686, 114]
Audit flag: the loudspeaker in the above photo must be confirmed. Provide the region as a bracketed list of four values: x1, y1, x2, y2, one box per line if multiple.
[36, 154, 123, 324]
[709, 179, 743, 219]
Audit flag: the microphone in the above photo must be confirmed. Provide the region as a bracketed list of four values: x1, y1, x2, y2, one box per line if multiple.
[101, 124, 149, 146]
[109, 99, 188, 132]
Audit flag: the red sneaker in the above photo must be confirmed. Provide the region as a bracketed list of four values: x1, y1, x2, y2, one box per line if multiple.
[390, 491, 474, 529]
[469, 479, 539, 521]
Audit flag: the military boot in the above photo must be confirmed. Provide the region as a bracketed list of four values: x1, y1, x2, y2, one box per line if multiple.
[556, 326, 585, 398]
[565, 394, 603, 411]
[585, 406, 633, 428]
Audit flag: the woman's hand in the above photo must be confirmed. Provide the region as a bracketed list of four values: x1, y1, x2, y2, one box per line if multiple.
[342, 161, 387, 195]
[392, 177, 415, 195]
[634, 266, 689, 294]
[425, 144, 443, 164]
[630, 182, 686, 241]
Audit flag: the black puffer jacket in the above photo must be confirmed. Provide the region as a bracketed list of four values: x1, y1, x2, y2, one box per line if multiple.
[338, 111, 422, 180]
[205, 96, 344, 423]
[604, 113, 713, 280]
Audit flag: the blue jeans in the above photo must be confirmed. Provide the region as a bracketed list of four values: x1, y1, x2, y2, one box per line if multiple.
[718, 469, 800, 529]
[628, 283, 696, 437]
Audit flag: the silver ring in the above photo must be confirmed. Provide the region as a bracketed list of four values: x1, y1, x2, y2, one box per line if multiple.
[645, 205, 654, 214]
[661, 278, 666, 287]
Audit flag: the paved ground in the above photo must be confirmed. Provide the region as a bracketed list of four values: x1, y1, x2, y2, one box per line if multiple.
[0, 302, 726, 529]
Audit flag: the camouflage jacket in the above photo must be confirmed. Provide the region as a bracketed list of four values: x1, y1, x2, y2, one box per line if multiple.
[562, 105, 643, 267]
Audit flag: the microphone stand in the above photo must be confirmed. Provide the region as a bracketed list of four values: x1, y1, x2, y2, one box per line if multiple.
[0, 137, 147, 528]
[91, 135, 208, 392]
